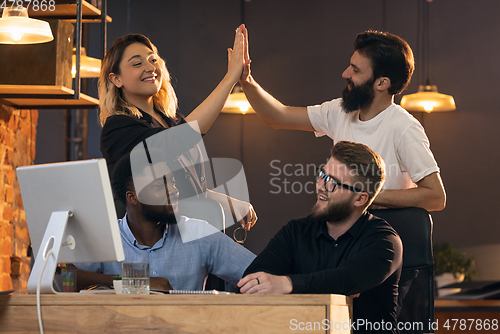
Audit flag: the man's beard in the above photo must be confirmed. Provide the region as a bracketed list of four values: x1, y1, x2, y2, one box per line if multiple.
[311, 192, 355, 223]
[341, 78, 376, 113]
[141, 203, 177, 226]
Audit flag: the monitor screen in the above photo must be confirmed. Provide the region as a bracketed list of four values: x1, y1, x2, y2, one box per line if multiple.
[17, 159, 125, 293]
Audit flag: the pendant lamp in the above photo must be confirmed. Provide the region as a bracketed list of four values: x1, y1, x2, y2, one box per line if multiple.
[221, 0, 254, 115]
[0, 7, 53, 44]
[401, 84, 456, 113]
[222, 84, 255, 115]
[400, 0, 455, 113]
[72, 47, 101, 78]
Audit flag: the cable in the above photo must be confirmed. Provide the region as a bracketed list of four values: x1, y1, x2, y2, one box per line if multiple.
[37, 247, 54, 334]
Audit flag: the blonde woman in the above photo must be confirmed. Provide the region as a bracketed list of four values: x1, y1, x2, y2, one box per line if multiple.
[99, 28, 256, 230]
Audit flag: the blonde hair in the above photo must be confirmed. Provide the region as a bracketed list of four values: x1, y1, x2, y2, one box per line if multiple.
[98, 34, 178, 126]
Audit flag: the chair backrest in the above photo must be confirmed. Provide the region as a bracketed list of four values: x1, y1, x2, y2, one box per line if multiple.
[177, 197, 226, 232]
[369, 207, 434, 334]
[177, 197, 227, 291]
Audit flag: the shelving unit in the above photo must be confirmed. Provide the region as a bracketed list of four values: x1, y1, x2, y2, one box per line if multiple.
[28, 0, 112, 23]
[0, 0, 108, 109]
[0, 85, 99, 109]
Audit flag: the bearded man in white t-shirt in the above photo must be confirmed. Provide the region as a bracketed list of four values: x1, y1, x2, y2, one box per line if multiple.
[238, 25, 445, 211]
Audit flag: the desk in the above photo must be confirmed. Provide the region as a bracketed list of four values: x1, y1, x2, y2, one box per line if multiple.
[434, 300, 500, 334]
[0, 293, 352, 334]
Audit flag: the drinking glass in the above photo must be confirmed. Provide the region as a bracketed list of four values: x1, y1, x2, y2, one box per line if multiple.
[121, 262, 150, 294]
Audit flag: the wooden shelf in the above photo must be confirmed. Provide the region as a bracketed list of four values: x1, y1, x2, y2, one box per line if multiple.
[0, 85, 99, 109]
[0, 2, 110, 109]
[29, 0, 112, 23]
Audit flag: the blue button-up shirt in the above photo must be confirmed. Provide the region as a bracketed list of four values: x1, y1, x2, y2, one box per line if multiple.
[76, 215, 255, 290]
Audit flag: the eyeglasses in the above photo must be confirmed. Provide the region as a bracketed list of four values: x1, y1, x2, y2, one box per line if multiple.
[315, 168, 363, 193]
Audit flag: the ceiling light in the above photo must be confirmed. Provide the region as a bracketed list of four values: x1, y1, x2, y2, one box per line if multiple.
[401, 84, 456, 113]
[222, 84, 255, 115]
[0, 7, 53, 44]
[72, 47, 101, 78]
[400, 0, 456, 113]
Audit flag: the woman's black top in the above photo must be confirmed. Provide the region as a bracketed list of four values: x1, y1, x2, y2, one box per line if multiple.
[100, 111, 207, 200]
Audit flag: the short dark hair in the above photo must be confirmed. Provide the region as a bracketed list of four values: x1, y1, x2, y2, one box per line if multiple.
[331, 141, 385, 207]
[111, 152, 133, 206]
[111, 146, 173, 205]
[354, 30, 414, 95]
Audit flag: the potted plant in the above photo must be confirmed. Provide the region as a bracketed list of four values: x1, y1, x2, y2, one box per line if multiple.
[433, 242, 475, 296]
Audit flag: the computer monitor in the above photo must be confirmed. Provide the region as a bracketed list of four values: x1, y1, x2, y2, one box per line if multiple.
[17, 159, 125, 294]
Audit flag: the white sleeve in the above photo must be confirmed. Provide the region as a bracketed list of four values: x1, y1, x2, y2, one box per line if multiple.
[397, 123, 440, 183]
[307, 99, 343, 139]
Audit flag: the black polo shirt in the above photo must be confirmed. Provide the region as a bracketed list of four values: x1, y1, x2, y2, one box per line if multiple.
[245, 212, 402, 333]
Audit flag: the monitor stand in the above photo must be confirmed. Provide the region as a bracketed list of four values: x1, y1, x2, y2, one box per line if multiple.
[27, 211, 74, 294]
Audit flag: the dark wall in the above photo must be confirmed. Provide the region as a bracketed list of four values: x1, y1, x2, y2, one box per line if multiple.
[35, 0, 500, 259]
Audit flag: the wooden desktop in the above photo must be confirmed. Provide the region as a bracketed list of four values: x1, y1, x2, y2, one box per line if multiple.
[434, 299, 500, 334]
[0, 293, 353, 334]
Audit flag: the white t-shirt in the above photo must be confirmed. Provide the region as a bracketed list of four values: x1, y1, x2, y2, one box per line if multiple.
[307, 98, 439, 190]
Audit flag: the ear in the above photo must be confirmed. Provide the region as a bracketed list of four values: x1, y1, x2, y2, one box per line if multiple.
[126, 190, 139, 206]
[353, 192, 370, 208]
[375, 77, 391, 92]
[109, 72, 123, 88]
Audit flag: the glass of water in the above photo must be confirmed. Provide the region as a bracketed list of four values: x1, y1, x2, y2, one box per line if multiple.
[121, 262, 150, 294]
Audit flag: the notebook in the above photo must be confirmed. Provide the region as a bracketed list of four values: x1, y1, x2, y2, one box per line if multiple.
[151, 289, 233, 295]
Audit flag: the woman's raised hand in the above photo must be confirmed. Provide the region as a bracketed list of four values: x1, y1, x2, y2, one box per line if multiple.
[226, 24, 248, 84]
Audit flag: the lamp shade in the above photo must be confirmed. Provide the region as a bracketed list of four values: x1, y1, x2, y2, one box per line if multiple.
[400, 85, 456, 113]
[72, 47, 101, 78]
[222, 85, 255, 115]
[0, 7, 53, 44]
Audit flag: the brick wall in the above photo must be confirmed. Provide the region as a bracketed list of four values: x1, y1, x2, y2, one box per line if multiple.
[0, 104, 37, 291]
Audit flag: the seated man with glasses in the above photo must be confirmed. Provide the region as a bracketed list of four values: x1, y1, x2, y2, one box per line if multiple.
[238, 141, 402, 333]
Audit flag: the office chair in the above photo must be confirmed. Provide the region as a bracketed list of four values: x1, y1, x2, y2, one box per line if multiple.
[369, 207, 434, 334]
